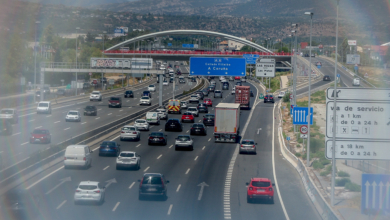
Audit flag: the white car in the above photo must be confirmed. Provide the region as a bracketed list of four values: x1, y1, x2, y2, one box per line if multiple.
[140, 96, 151, 105]
[181, 101, 188, 109]
[187, 107, 199, 117]
[134, 119, 149, 131]
[163, 80, 169, 86]
[189, 95, 199, 103]
[146, 112, 160, 125]
[157, 108, 168, 120]
[160, 65, 165, 70]
[231, 87, 236, 95]
[120, 126, 140, 141]
[0, 108, 18, 124]
[116, 151, 141, 170]
[219, 76, 225, 81]
[65, 110, 81, 122]
[278, 91, 285, 98]
[148, 85, 156, 92]
[175, 135, 194, 151]
[353, 78, 360, 86]
[90, 91, 102, 101]
[74, 181, 105, 205]
[37, 101, 52, 114]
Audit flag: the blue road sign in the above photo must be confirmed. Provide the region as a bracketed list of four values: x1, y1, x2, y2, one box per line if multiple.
[317, 65, 321, 69]
[286, 136, 291, 141]
[290, 105, 296, 115]
[243, 54, 259, 64]
[189, 57, 246, 76]
[354, 65, 359, 71]
[361, 174, 390, 214]
[337, 74, 340, 78]
[182, 44, 194, 48]
[292, 107, 313, 125]
[168, 43, 172, 47]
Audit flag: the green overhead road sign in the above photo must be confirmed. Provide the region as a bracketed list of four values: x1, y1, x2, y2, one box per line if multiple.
[66, 84, 71, 89]
[259, 93, 264, 99]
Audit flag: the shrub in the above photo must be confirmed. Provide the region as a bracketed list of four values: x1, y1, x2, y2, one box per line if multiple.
[283, 92, 290, 102]
[310, 138, 325, 153]
[345, 183, 361, 192]
[320, 171, 330, 176]
[313, 160, 324, 170]
[326, 164, 337, 173]
[336, 178, 351, 186]
[338, 171, 350, 177]
[295, 152, 301, 157]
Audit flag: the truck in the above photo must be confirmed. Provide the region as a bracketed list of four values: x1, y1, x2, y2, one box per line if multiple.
[214, 103, 240, 143]
[235, 86, 250, 109]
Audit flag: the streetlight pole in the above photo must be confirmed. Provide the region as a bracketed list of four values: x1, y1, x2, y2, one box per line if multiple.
[305, 11, 314, 167]
[75, 27, 80, 96]
[331, 0, 340, 207]
[102, 31, 107, 57]
[33, 21, 40, 103]
[291, 27, 298, 106]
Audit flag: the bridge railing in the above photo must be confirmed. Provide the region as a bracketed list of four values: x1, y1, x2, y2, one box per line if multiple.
[41, 62, 92, 69]
[103, 50, 292, 56]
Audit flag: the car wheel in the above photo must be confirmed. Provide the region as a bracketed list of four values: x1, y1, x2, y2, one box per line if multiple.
[191, 145, 194, 151]
[116, 165, 120, 170]
[191, 120, 194, 123]
[247, 196, 251, 203]
[138, 194, 143, 200]
[175, 146, 178, 151]
[270, 196, 274, 204]
[164, 141, 167, 146]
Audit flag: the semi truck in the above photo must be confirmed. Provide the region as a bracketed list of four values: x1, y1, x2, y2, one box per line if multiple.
[235, 86, 250, 109]
[214, 103, 240, 143]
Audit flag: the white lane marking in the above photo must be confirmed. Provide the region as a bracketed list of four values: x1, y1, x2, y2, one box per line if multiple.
[46, 115, 52, 117]
[169, 145, 173, 148]
[29, 119, 35, 122]
[64, 127, 70, 130]
[112, 202, 120, 212]
[103, 166, 109, 170]
[12, 132, 21, 136]
[108, 113, 112, 115]
[25, 166, 64, 189]
[143, 166, 150, 172]
[150, 126, 154, 128]
[199, 120, 201, 122]
[159, 129, 162, 131]
[194, 156, 198, 161]
[136, 144, 141, 147]
[129, 182, 135, 189]
[119, 110, 123, 112]
[208, 138, 211, 142]
[54, 121, 60, 123]
[272, 102, 290, 220]
[95, 117, 100, 119]
[157, 154, 162, 159]
[56, 200, 66, 210]
[110, 135, 120, 141]
[186, 130, 189, 133]
[21, 142, 29, 146]
[176, 184, 181, 192]
[98, 109, 102, 110]
[202, 146, 206, 150]
[167, 204, 173, 215]
[81, 122, 87, 124]
[185, 168, 190, 174]
[127, 100, 130, 102]
[128, 107, 132, 108]
[35, 126, 42, 129]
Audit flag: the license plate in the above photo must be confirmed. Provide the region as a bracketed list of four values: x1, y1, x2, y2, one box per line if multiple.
[186, 117, 189, 119]
[154, 138, 159, 141]
[196, 129, 200, 131]
[67, 157, 74, 159]
[171, 125, 175, 127]
[208, 120, 211, 121]
[148, 188, 157, 191]
[257, 189, 265, 192]
[35, 139, 40, 142]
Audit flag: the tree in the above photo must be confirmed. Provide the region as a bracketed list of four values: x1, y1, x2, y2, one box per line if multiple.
[43, 24, 54, 45]
[85, 32, 95, 43]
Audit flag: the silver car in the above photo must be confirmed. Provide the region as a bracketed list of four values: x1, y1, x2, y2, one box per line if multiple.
[90, 91, 102, 101]
[140, 96, 151, 105]
[65, 110, 81, 122]
[187, 107, 199, 117]
[157, 108, 168, 120]
[239, 139, 257, 154]
[116, 151, 141, 170]
[134, 119, 149, 131]
[175, 135, 194, 151]
[189, 95, 199, 103]
[214, 90, 223, 98]
[0, 108, 18, 124]
[181, 101, 188, 109]
[120, 126, 140, 141]
[74, 181, 105, 205]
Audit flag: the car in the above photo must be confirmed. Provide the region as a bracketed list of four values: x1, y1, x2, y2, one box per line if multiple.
[163, 80, 169, 86]
[190, 77, 197, 82]
[146, 112, 160, 125]
[231, 87, 236, 95]
[250, 90, 254, 97]
[108, 97, 122, 108]
[202, 89, 209, 96]
[234, 76, 241, 80]
[116, 151, 141, 170]
[239, 139, 257, 154]
[181, 112, 195, 123]
[222, 82, 229, 90]
[179, 78, 185, 83]
[246, 178, 275, 203]
[264, 95, 275, 103]
[65, 110, 81, 122]
[197, 104, 208, 113]
[311, 54, 316, 57]
[142, 91, 152, 98]
[278, 91, 285, 98]
[36, 101, 52, 114]
[0, 119, 12, 135]
[229, 76, 234, 81]
[168, 99, 181, 114]
[83, 82, 90, 90]
[124, 90, 134, 98]
[164, 119, 183, 132]
[195, 91, 204, 100]
[180, 101, 188, 109]
[219, 76, 225, 81]
[189, 95, 200, 103]
[208, 86, 215, 93]
[134, 119, 150, 131]
[120, 126, 140, 141]
[175, 135, 194, 151]
[74, 181, 105, 205]
[29, 128, 51, 144]
[169, 77, 174, 83]
[203, 114, 215, 126]
[353, 78, 360, 86]
[214, 90, 223, 98]
[99, 141, 121, 156]
[323, 75, 331, 81]
[210, 80, 216, 85]
[203, 98, 212, 107]
[138, 173, 169, 200]
[236, 81, 242, 86]
[148, 132, 167, 145]
[187, 107, 199, 117]
[90, 91, 102, 101]
[84, 105, 97, 116]
[56, 88, 66, 96]
[0, 108, 18, 124]
[157, 108, 168, 120]
[140, 96, 152, 105]
[190, 123, 207, 135]
[241, 76, 247, 82]
[42, 86, 51, 94]
[160, 65, 165, 70]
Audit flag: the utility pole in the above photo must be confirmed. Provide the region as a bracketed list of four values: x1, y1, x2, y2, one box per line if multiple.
[75, 27, 80, 96]
[33, 21, 40, 103]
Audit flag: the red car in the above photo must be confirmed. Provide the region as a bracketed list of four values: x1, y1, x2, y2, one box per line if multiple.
[246, 178, 275, 203]
[234, 76, 241, 80]
[181, 112, 194, 123]
[30, 128, 51, 144]
[203, 98, 213, 107]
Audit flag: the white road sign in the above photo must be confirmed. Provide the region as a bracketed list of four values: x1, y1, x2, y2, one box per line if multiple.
[346, 54, 360, 65]
[256, 58, 275, 77]
[326, 140, 390, 160]
[300, 134, 308, 139]
[300, 125, 308, 134]
[326, 88, 390, 102]
[348, 40, 357, 46]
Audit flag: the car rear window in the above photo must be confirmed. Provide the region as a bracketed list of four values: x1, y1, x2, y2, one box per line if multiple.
[92, 92, 100, 95]
[0, 109, 14, 114]
[101, 141, 115, 147]
[79, 185, 97, 190]
[135, 120, 146, 123]
[123, 127, 135, 131]
[141, 97, 150, 100]
[38, 103, 49, 107]
[85, 106, 95, 110]
[252, 181, 271, 187]
[33, 129, 47, 134]
[192, 124, 204, 128]
[215, 91, 221, 93]
[150, 132, 163, 137]
[125, 91, 133, 94]
[120, 153, 134, 157]
[178, 136, 190, 141]
[242, 140, 254, 145]
[183, 112, 191, 115]
[188, 107, 197, 111]
[142, 176, 162, 185]
[110, 97, 120, 101]
[169, 101, 179, 106]
[149, 85, 155, 87]
[68, 111, 78, 115]
[204, 115, 214, 119]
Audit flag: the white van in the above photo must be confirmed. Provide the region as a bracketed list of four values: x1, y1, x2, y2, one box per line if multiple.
[146, 112, 160, 125]
[64, 145, 92, 169]
[353, 78, 360, 86]
[37, 101, 51, 114]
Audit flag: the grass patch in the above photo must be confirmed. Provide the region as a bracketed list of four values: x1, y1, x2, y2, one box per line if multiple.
[345, 183, 361, 192]
[313, 160, 325, 170]
[336, 178, 351, 187]
[320, 170, 330, 176]
[338, 171, 350, 177]
[295, 152, 302, 158]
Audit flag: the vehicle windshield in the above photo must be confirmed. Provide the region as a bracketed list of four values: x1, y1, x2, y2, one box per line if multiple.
[38, 103, 49, 107]
[32, 129, 47, 134]
[68, 111, 78, 115]
[119, 153, 135, 157]
[252, 181, 270, 187]
[135, 120, 146, 124]
[192, 124, 204, 128]
[147, 112, 157, 117]
[177, 136, 190, 141]
[188, 108, 197, 111]
[101, 141, 115, 146]
[204, 115, 214, 119]
[92, 92, 100, 95]
[78, 185, 98, 190]
[141, 97, 150, 100]
[85, 106, 95, 110]
[149, 85, 155, 87]
[215, 91, 221, 93]
[142, 176, 162, 185]
[125, 91, 133, 94]
[122, 127, 136, 131]
[169, 101, 179, 106]
[150, 132, 163, 137]
[110, 97, 120, 101]
[242, 140, 254, 145]
[0, 109, 13, 114]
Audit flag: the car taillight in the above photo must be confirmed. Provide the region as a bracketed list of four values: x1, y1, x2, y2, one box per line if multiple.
[139, 179, 143, 188]
[121, 131, 125, 133]
[83, 157, 86, 161]
[94, 190, 101, 193]
[270, 97, 273, 99]
[241, 145, 243, 148]
[75, 190, 80, 192]
[161, 178, 165, 188]
[249, 187, 253, 191]
[231, 135, 236, 139]
[133, 132, 137, 134]
[253, 145, 255, 148]
[149, 137, 153, 140]
[191, 128, 194, 130]
[64, 157, 67, 160]
[159, 137, 164, 140]
[269, 187, 273, 191]
[214, 134, 220, 138]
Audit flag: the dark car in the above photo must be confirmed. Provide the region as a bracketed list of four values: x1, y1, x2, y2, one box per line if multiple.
[195, 91, 204, 100]
[0, 119, 12, 135]
[124, 90, 134, 98]
[99, 141, 121, 156]
[208, 86, 215, 93]
[101, 77, 107, 83]
[148, 132, 168, 145]
[169, 77, 174, 83]
[108, 97, 122, 108]
[323, 75, 331, 81]
[30, 128, 51, 144]
[43, 86, 51, 94]
[142, 91, 152, 98]
[56, 88, 65, 96]
[191, 77, 197, 82]
[83, 82, 90, 90]
[84, 105, 97, 116]
[203, 114, 215, 126]
[35, 90, 46, 100]
[197, 104, 208, 113]
[138, 173, 169, 200]
[222, 82, 229, 90]
[164, 119, 183, 132]
[202, 89, 209, 96]
[264, 95, 275, 103]
[190, 123, 207, 136]
[250, 90, 254, 97]
[236, 81, 242, 86]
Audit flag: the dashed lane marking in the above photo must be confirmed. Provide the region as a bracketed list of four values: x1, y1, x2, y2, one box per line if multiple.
[202, 146, 205, 150]
[194, 156, 198, 161]
[12, 132, 21, 136]
[176, 184, 181, 192]
[112, 202, 120, 212]
[64, 127, 70, 130]
[208, 138, 211, 142]
[185, 168, 190, 174]
[129, 182, 135, 189]
[143, 166, 150, 172]
[103, 166, 109, 170]
[56, 200, 66, 210]
[157, 154, 162, 159]
[54, 121, 60, 123]
[81, 122, 87, 124]
[95, 117, 100, 119]
[167, 204, 173, 215]
[136, 144, 141, 147]
[169, 145, 173, 148]
[20, 142, 29, 146]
